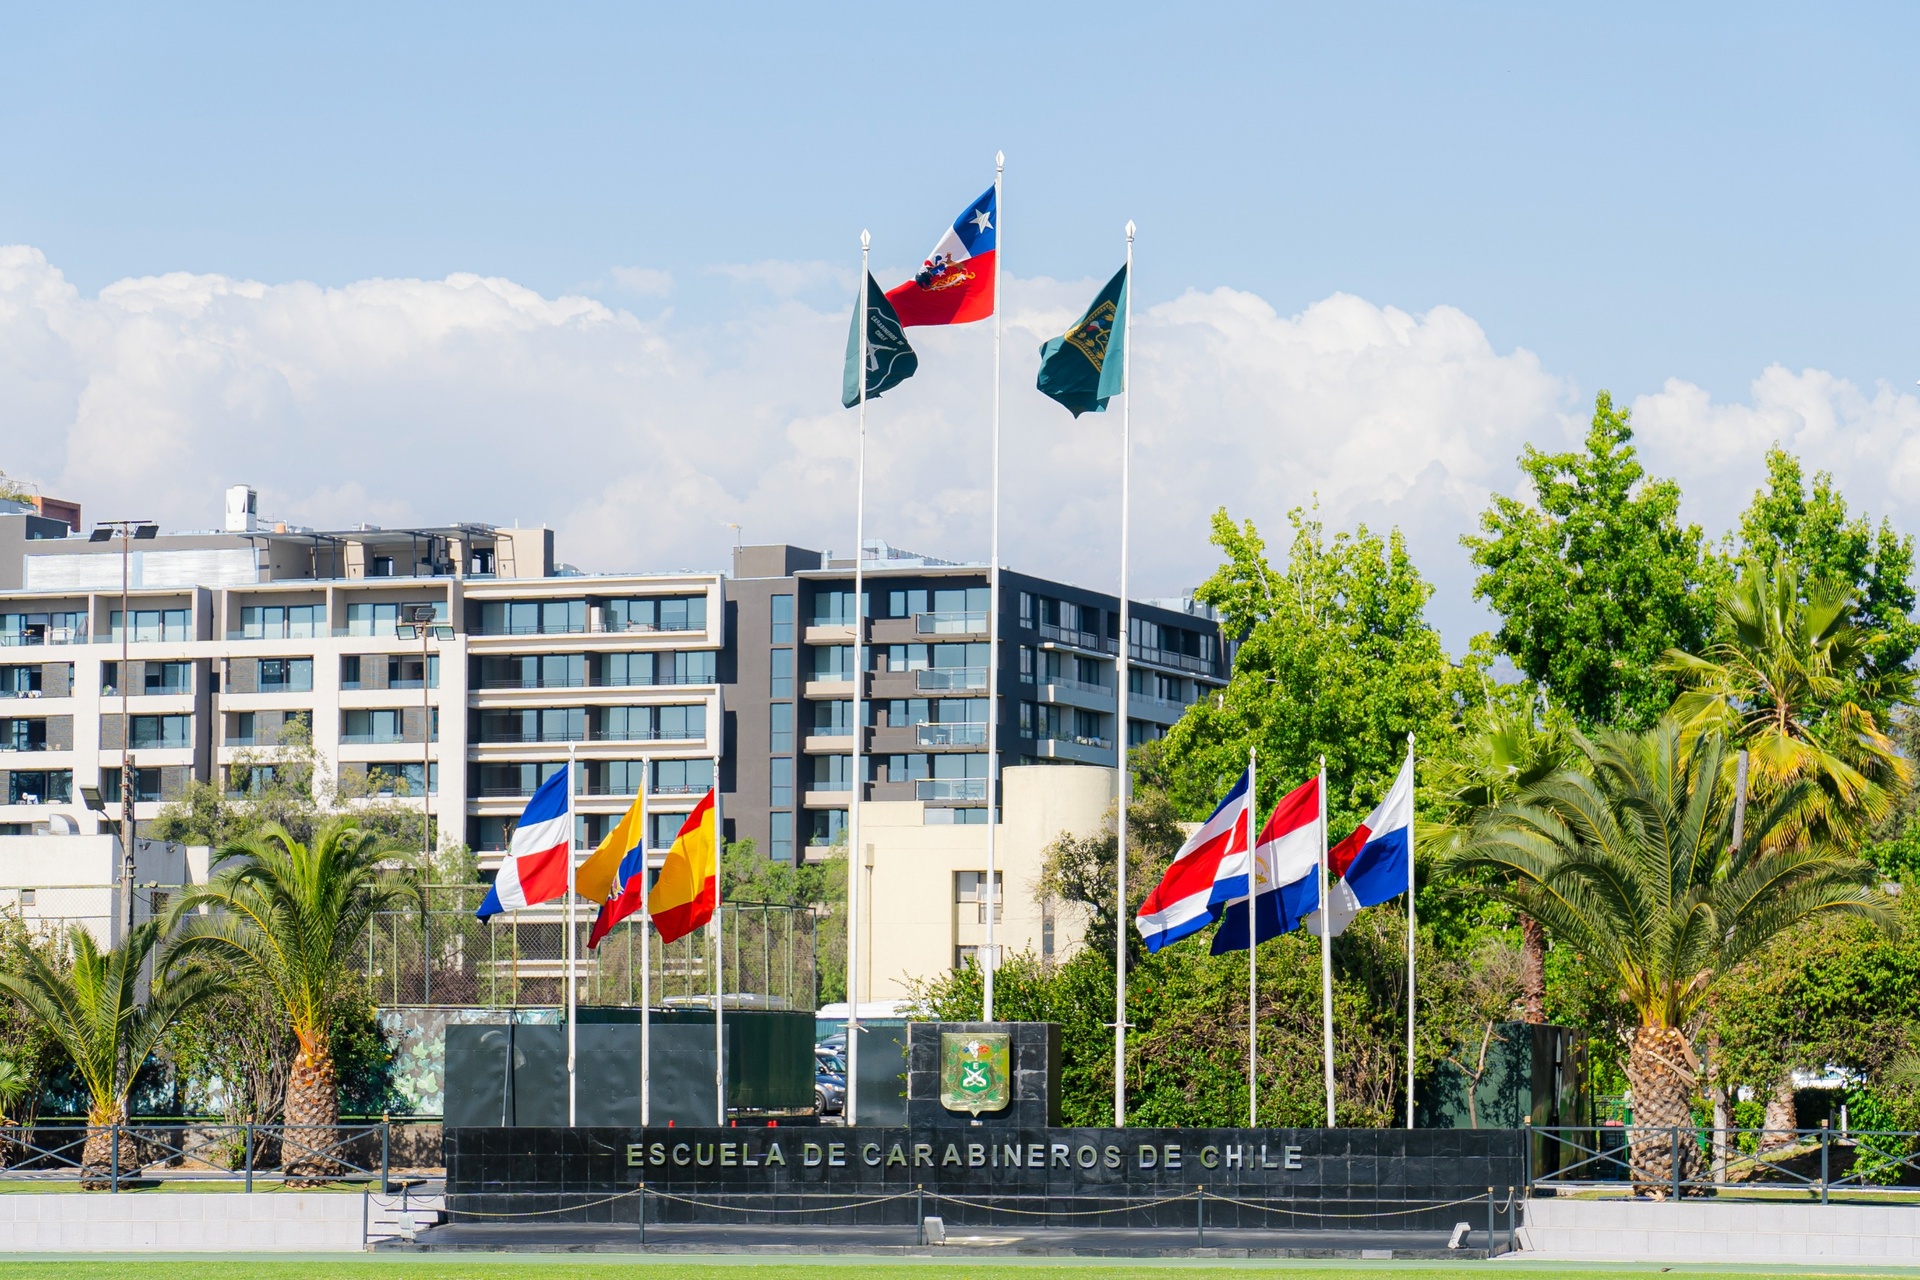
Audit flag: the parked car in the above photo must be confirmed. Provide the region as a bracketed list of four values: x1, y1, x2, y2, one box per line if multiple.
[815, 1044, 847, 1115]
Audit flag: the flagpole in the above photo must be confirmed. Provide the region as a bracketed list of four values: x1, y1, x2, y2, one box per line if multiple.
[1247, 748, 1258, 1128]
[640, 787, 651, 1129]
[1113, 219, 1135, 1130]
[714, 690, 726, 1127]
[845, 229, 870, 1126]
[1319, 755, 1334, 1128]
[566, 744, 578, 1128]
[1405, 734, 1416, 1131]
[983, 149, 1004, 1024]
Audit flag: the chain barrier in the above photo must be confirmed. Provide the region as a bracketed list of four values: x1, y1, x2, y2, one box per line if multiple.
[1198, 1190, 1494, 1220]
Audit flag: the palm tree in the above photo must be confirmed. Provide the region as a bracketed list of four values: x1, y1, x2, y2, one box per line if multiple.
[1427, 700, 1575, 1022]
[166, 816, 420, 1181]
[1661, 553, 1915, 848]
[0, 923, 221, 1187]
[1448, 722, 1893, 1196]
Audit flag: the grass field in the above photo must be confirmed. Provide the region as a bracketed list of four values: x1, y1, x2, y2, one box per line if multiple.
[0, 1262, 1917, 1280]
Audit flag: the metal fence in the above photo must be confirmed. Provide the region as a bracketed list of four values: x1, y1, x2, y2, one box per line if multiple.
[0, 1122, 393, 1190]
[1529, 1123, 1920, 1200]
[3, 884, 819, 1011]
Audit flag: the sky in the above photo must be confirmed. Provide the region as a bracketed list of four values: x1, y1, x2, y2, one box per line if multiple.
[2, 3, 1918, 648]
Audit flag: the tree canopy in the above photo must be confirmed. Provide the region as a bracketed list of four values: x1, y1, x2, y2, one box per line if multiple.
[1465, 392, 1720, 730]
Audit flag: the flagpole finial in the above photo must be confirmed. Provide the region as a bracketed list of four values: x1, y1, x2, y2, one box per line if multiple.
[996, 150, 1004, 170]
[861, 229, 870, 251]
[1126, 220, 1136, 241]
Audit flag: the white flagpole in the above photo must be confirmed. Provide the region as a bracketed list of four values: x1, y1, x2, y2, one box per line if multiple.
[1319, 755, 1335, 1128]
[1247, 749, 1258, 1128]
[566, 745, 578, 1127]
[1113, 219, 1135, 1129]
[1405, 734, 1417, 1130]
[713, 692, 726, 1127]
[640, 787, 651, 1129]
[983, 150, 1004, 1023]
[845, 230, 870, 1125]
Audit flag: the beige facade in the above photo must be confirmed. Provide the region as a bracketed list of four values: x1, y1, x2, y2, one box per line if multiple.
[851, 763, 1114, 1002]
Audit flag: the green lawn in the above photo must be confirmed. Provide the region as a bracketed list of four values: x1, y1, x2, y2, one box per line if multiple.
[2, 1264, 1920, 1280]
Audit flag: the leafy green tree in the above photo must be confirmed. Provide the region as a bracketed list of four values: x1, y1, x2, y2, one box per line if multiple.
[1449, 722, 1891, 1195]
[1663, 553, 1915, 848]
[1734, 447, 1919, 701]
[0, 923, 222, 1187]
[1465, 392, 1721, 730]
[1159, 507, 1468, 830]
[165, 818, 420, 1180]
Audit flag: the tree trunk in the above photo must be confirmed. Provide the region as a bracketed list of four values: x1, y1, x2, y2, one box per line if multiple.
[79, 1100, 125, 1191]
[1624, 1026, 1703, 1197]
[282, 1028, 339, 1185]
[1520, 916, 1547, 1024]
[1759, 1078, 1797, 1153]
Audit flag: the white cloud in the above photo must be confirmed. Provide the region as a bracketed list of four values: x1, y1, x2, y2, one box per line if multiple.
[17, 244, 1912, 654]
[707, 259, 855, 298]
[609, 266, 674, 297]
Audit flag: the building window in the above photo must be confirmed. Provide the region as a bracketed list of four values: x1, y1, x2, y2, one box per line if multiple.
[347, 601, 446, 637]
[238, 604, 324, 639]
[808, 808, 847, 850]
[1018, 592, 1033, 628]
[1, 611, 87, 646]
[770, 594, 794, 643]
[589, 704, 704, 743]
[811, 590, 857, 626]
[259, 658, 313, 693]
[605, 595, 705, 634]
[769, 703, 794, 753]
[666, 651, 717, 685]
[386, 654, 439, 689]
[342, 709, 404, 744]
[7, 769, 71, 804]
[476, 599, 580, 636]
[100, 766, 162, 803]
[0, 665, 43, 697]
[956, 871, 1004, 924]
[812, 645, 854, 681]
[143, 661, 193, 694]
[594, 652, 651, 688]
[360, 763, 438, 798]
[653, 758, 714, 796]
[769, 648, 794, 698]
[770, 811, 794, 862]
[110, 609, 190, 643]
[887, 589, 929, 619]
[128, 714, 191, 749]
[812, 699, 854, 737]
[770, 757, 794, 808]
[1019, 646, 1035, 683]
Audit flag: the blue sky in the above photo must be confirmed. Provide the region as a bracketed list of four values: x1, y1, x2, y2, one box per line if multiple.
[3, 3, 1918, 645]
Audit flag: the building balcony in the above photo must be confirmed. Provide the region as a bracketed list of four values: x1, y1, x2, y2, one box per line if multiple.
[1031, 736, 1115, 765]
[915, 667, 986, 692]
[916, 723, 987, 747]
[1039, 623, 1116, 655]
[803, 677, 854, 699]
[1039, 679, 1115, 712]
[915, 611, 987, 636]
[916, 778, 986, 802]
[804, 623, 858, 645]
[803, 786, 852, 808]
[1129, 643, 1218, 676]
[803, 729, 855, 753]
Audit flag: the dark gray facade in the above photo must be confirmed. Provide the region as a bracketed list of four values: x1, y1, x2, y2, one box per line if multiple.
[724, 543, 1227, 865]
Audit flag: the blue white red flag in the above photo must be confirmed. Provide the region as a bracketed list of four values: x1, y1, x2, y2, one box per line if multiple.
[476, 767, 572, 920]
[1340, 753, 1416, 908]
[1135, 769, 1253, 952]
[1213, 775, 1322, 953]
[885, 185, 997, 327]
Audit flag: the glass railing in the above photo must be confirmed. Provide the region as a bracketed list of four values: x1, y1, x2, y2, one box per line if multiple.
[1044, 674, 1110, 696]
[341, 733, 409, 745]
[1129, 643, 1217, 675]
[807, 725, 854, 739]
[916, 667, 987, 691]
[0, 741, 50, 753]
[916, 611, 987, 635]
[916, 778, 987, 801]
[918, 723, 987, 746]
[1038, 734, 1113, 753]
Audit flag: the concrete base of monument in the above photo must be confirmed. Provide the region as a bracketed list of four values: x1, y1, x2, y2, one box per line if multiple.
[380, 1221, 1495, 1257]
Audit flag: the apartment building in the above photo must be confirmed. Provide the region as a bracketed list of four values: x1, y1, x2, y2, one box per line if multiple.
[0, 488, 722, 865]
[725, 540, 1228, 863]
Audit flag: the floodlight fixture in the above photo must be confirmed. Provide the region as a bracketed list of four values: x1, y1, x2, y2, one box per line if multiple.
[134, 524, 159, 540]
[89, 528, 112, 543]
[80, 785, 105, 812]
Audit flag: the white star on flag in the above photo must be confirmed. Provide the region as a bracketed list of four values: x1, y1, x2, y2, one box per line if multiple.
[970, 207, 992, 234]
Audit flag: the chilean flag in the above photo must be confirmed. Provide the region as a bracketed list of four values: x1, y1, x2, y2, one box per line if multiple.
[1334, 753, 1416, 908]
[885, 185, 996, 328]
[475, 767, 572, 920]
[1213, 775, 1323, 952]
[1135, 769, 1253, 952]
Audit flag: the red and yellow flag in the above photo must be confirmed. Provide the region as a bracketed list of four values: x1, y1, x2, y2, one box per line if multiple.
[648, 788, 717, 945]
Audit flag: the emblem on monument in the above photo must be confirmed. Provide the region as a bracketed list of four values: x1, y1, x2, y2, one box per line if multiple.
[940, 1032, 1011, 1115]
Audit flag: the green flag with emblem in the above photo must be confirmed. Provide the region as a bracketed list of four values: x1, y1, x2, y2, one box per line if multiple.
[1035, 264, 1127, 417]
[842, 271, 918, 408]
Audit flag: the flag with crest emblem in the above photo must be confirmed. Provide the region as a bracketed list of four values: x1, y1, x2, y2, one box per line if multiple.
[1036, 264, 1128, 417]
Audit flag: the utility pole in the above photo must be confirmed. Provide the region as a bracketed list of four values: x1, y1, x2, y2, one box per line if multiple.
[91, 519, 157, 942]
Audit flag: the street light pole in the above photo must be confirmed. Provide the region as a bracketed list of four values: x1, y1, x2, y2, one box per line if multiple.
[91, 520, 157, 943]
[399, 605, 448, 867]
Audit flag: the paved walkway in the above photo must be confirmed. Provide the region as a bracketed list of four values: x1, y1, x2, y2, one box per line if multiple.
[384, 1221, 1488, 1257]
